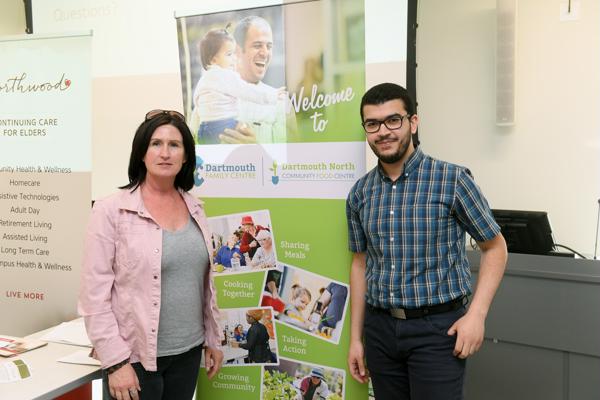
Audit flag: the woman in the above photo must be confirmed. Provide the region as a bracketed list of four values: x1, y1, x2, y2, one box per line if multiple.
[233, 309, 271, 363]
[233, 324, 246, 342]
[238, 215, 269, 259]
[250, 230, 276, 269]
[78, 110, 223, 400]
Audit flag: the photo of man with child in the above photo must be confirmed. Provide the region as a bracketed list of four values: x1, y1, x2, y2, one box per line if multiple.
[177, 8, 289, 145]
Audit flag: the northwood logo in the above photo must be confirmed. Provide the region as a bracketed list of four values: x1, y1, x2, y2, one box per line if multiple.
[0, 73, 72, 94]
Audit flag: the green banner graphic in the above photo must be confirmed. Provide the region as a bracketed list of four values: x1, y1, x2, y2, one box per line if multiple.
[177, 1, 366, 399]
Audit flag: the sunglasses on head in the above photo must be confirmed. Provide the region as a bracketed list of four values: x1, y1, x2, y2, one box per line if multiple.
[145, 109, 185, 122]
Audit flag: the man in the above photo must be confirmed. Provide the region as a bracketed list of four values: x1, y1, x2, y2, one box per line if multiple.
[218, 15, 289, 144]
[299, 367, 329, 400]
[213, 234, 244, 269]
[346, 83, 507, 400]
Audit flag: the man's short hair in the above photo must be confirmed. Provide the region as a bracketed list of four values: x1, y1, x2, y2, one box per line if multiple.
[233, 16, 270, 49]
[360, 83, 416, 121]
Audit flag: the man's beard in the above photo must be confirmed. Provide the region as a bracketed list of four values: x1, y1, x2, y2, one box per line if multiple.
[369, 134, 412, 164]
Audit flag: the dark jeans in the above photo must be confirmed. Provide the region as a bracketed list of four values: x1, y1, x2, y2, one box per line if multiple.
[198, 118, 237, 144]
[103, 345, 203, 400]
[364, 305, 467, 400]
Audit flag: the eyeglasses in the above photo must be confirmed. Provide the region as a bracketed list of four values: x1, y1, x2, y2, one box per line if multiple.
[145, 109, 185, 122]
[362, 114, 411, 134]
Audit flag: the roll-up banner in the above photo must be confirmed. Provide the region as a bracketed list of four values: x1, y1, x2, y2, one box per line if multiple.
[0, 33, 92, 336]
[176, 1, 367, 398]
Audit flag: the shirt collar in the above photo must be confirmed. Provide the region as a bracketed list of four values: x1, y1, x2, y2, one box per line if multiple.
[376, 147, 425, 181]
[117, 186, 203, 217]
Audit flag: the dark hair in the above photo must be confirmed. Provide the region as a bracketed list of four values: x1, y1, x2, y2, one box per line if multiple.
[199, 28, 234, 70]
[360, 83, 416, 121]
[233, 16, 269, 50]
[120, 113, 196, 191]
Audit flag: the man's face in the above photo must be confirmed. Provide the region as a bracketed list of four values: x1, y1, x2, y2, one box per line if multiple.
[237, 22, 273, 83]
[362, 99, 418, 165]
[226, 234, 237, 248]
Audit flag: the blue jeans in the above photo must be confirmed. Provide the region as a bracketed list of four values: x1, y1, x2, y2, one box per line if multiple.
[197, 118, 237, 144]
[102, 345, 203, 400]
[364, 305, 467, 400]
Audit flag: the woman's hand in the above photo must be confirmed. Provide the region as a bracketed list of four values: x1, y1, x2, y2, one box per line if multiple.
[108, 363, 140, 400]
[204, 346, 224, 380]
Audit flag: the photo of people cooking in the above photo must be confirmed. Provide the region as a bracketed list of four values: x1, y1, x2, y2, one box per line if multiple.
[218, 307, 278, 366]
[207, 210, 278, 274]
[261, 264, 348, 344]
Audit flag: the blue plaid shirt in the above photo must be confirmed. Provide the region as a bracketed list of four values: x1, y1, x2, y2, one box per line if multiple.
[346, 148, 500, 308]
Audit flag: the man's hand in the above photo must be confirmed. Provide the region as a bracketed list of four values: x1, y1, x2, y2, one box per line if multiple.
[204, 346, 224, 380]
[447, 311, 485, 359]
[348, 340, 369, 383]
[219, 123, 257, 144]
[108, 363, 140, 400]
[276, 86, 287, 100]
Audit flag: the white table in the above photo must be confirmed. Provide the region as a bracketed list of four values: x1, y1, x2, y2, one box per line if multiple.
[0, 327, 101, 400]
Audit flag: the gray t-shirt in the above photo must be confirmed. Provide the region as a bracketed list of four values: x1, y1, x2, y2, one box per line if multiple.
[157, 217, 208, 356]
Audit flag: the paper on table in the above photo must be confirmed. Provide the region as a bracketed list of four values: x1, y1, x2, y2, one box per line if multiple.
[0, 359, 31, 383]
[57, 350, 101, 367]
[40, 318, 92, 347]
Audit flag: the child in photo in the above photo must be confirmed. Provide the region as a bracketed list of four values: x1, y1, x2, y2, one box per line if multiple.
[192, 27, 284, 144]
[279, 284, 314, 331]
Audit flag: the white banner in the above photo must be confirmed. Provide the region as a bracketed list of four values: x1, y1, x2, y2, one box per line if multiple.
[193, 142, 365, 199]
[0, 33, 92, 336]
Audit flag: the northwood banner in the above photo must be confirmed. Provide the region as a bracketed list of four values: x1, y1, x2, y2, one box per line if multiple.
[0, 33, 91, 336]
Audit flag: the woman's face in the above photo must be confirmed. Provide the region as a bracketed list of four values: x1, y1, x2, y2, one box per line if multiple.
[257, 236, 272, 250]
[143, 124, 186, 181]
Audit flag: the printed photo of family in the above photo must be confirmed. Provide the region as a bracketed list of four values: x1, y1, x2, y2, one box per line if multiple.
[262, 357, 345, 400]
[260, 264, 348, 344]
[177, 7, 289, 145]
[217, 307, 278, 366]
[207, 210, 278, 275]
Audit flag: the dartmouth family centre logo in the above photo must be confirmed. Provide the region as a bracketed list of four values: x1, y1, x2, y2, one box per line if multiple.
[194, 156, 204, 187]
[0, 73, 72, 94]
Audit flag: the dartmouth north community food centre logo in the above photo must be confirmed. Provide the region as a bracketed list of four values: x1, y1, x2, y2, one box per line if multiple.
[269, 161, 280, 185]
